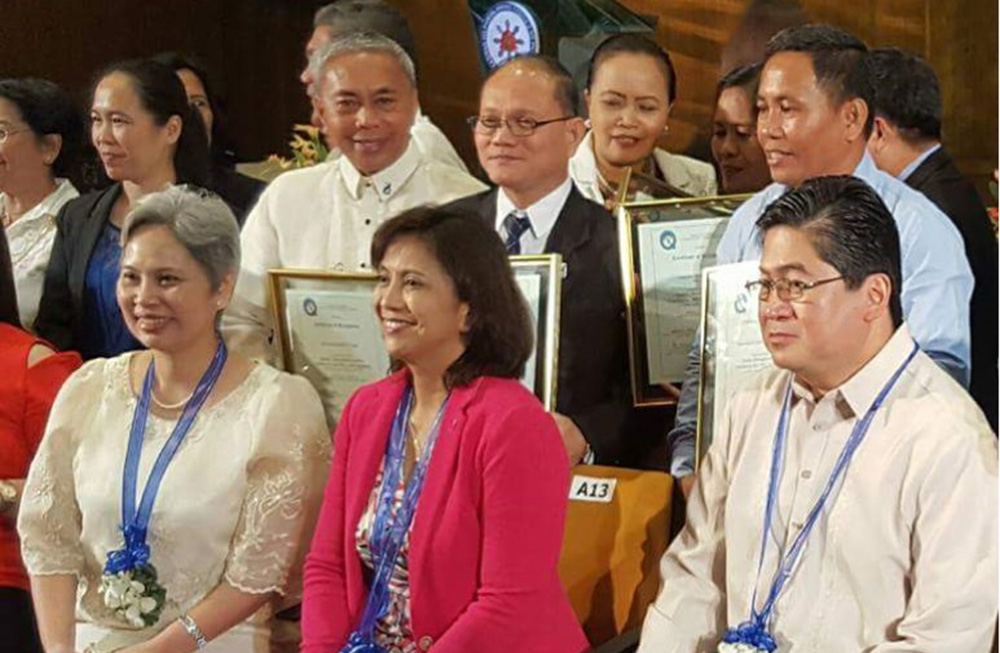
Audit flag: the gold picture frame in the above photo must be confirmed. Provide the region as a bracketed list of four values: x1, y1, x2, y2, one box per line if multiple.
[510, 254, 563, 412]
[268, 268, 390, 426]
[617, 192, 751, 406]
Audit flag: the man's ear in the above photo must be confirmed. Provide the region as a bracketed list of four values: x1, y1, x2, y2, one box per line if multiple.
[842, 97, 869, 144]
[862, 272, 893, 323]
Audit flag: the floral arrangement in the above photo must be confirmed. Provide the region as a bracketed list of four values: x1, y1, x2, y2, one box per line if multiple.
[98, 563, 167, 628]
[267, 124, 330, 170]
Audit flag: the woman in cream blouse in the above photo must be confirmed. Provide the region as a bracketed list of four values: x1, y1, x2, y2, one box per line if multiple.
[0, 78, 82, 330]
[18, 187, 330, 653]
[570, 33, 717, 209]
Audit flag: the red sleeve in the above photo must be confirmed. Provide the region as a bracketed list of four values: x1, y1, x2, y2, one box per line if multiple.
[22, 350, 82, 458]
[301, 390, 357, 652]
[432, 398, 579, 652]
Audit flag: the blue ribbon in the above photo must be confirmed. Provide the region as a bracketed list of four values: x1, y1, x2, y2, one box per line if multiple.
[723, 620, 777, 651]
[104, 340, 227, 575]
[341, 385, 449, 653]
[732, 341, 919, 645]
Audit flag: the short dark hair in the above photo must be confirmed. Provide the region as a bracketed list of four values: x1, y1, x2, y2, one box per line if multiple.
[0, 78, 83, 179]
[370, 206, 534, 388]
[0, 227, 19, 329]
[485, 55, 580, 116]
[765, 24, 874, 138]
[718, 62, 762, 97]
[587, 33, 677, 105]
[95, 59, 211, 187]
[756, 175, 902, 327]
[151, 51, 240, 166]
[868, 47, 941, 142]
[314, 0, 419, 77]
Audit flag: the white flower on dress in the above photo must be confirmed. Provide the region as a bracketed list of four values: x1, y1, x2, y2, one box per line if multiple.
[98, 568, 164, 628]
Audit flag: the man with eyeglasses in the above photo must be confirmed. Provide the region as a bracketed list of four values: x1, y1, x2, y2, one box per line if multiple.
[665, 24, 974, 496]
[638, 175, 997, 653]
[444, 56, 639, 467]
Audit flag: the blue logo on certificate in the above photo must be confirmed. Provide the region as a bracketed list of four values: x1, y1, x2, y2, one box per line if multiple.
[734, 291, 749, 314]
[303, 298, 318, 316]
[659, 229, 677, 251]
[479, 2, 540, 69]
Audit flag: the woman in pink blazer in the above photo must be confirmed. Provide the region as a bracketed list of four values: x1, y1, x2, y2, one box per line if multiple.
[302, 206, 587, 653]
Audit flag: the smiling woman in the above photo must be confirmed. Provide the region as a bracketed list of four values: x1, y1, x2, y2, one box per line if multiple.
[569, 33, 717, 208]
[34, 59, 211, 360]
[19, 186, 331, 653]
[302, 206, 587, 653]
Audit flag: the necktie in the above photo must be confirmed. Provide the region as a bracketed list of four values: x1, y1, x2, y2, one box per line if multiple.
[502, 211, 532, 255]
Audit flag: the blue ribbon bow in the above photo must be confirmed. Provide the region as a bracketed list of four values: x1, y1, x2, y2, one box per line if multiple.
[104, 525, 151, 573]
[723, 620, 777, 652]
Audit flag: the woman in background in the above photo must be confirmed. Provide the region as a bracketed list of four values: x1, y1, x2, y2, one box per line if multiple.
[0, 78, 83, 330]
[152, 52, 265, 224]
[570, 33, 717, 209]
[20, 186, 329, 652]
[35, 59, 211, 359]
[0, 224, 81, 652]
[302, 206, 586, 653]
[710, 63, 771, 194]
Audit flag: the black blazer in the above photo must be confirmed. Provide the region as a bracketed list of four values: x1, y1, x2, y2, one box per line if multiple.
[210, 163, 265, 226]
[907, 147, 998, 430]
[444, 185, 638, 465]
[34, 183, 122, 353]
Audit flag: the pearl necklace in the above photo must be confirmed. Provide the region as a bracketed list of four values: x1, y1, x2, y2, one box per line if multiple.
[150, 390, 193, 411]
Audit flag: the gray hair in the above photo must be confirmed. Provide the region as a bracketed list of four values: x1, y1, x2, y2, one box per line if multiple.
[120, 185, 240, 290]
[313, 0, 418, 72]
[310, 31, 417, 94]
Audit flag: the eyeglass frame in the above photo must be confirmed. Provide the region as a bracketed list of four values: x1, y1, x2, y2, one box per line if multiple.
[0, 125, 32, 144]
[745, 275, 845, 302]
[466, 114, 576, 137]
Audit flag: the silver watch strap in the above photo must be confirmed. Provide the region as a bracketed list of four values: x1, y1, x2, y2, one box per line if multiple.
[179, 613, 208, 649]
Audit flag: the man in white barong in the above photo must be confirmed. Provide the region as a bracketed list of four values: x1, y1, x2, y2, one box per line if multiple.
[638, 175, 997, 653]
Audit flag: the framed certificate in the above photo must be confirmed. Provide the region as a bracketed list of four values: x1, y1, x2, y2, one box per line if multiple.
[510, 254, 563, 411]
[695, 261, 775, 466]
[268, 269, 390, 427]
[617, 193, 751, 405]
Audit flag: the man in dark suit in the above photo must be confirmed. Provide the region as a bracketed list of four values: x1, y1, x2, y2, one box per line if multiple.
[444, 56, 639, 466]
[868, 47, 998, 430]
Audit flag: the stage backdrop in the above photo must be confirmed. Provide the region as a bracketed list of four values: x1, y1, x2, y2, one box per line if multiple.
[1, 0, 994, 192]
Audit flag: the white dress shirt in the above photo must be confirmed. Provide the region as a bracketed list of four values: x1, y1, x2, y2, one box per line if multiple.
[639, 325, 998, 653]
[3, 178, 78, 330]
[494, 178, 573, 254]
[224, 140, 486, 361]
[569, 131, 717, 204]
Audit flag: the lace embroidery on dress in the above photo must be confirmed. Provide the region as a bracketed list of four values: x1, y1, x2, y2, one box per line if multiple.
[225, 435, 307, 595]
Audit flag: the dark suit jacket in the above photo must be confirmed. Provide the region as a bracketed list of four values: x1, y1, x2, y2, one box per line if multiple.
[210, 163, 265, 226]
[444, 185, 639, 465]
[34, 183, 122, 353]
[907, 146, 998, 430]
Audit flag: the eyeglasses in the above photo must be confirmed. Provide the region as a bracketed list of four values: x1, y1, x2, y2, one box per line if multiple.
[466, 115, 575, 137]
[745, 275, 844, 302]
[0, 126, 30, 143]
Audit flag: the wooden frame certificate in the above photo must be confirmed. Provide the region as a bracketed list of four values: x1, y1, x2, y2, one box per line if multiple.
[268, 269, 390, 426]
[695, 261, 774, 466]
[617, 193, 750, 405]
[510, 254, 562, 412]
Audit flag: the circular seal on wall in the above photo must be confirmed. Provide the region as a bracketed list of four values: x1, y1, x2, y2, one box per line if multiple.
[479, 2, 540, 69]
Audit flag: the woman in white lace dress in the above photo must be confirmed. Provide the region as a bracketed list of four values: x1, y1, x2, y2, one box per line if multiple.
[18, 187, 331, 653]
[0, 78, 82, 330]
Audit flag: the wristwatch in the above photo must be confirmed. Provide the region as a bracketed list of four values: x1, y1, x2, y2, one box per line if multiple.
[0, 481, 18, 514]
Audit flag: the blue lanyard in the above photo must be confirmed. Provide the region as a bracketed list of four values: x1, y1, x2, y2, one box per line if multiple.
[104, 340, 227, 574]
[734, 342, 919, 649]
[342, 385, 449, 653]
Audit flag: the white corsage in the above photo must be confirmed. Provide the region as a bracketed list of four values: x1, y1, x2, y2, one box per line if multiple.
[98, 563, 166, 628]
[718, 643, 771, 653]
